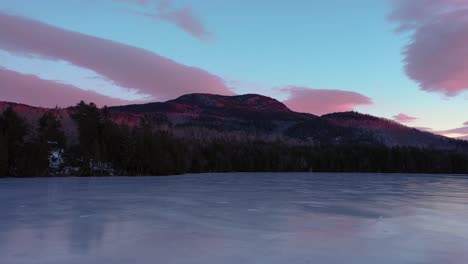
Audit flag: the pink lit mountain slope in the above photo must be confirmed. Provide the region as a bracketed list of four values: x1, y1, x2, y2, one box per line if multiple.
[1, 93, 467, 152]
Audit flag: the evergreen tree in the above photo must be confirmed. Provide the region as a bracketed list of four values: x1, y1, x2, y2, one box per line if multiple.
[72, 101, 101, 157]
[0, 107, 28, 176]
[38, 111, 66, 147]
[0, 121, 8, 176]
[71, 101, 102, 174]
[35, 111, 67, 174]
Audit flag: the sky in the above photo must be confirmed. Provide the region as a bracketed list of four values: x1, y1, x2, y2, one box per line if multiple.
[0, 0, 467, 139]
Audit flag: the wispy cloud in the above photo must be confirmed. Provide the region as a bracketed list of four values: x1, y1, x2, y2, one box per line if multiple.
[0, 67, 129, 107]
[0, 12, 231, 103]
[438, 126, 468, 135]
[413, 126, 433, 132]
[114, 0, 149, 6]
[426, 119, 468, 139]
[280, 86, 373, 115]
[393, 113, 418, 123]
[389, 0, 468, 96]
[114, 0, 212, 41]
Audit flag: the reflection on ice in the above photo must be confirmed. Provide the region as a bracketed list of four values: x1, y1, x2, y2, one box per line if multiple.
[1, 173, 468, 264]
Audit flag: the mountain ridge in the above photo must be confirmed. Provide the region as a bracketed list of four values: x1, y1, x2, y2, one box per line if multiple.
[1, 93, 466, 152]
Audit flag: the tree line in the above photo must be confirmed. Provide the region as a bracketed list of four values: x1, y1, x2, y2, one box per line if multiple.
[1, 101, 468, 177]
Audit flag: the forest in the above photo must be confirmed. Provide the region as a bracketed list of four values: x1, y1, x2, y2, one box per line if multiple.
[1, 101, 468, 177]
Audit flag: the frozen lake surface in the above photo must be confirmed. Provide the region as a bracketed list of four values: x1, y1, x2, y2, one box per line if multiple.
[1, 173, 468, 264]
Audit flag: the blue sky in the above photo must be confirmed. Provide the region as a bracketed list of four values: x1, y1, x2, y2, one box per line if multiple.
[0, 0, 467, 136]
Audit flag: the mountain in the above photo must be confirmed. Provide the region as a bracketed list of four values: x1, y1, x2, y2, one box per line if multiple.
[109, 94, 468, 151]
[108, 94, 316, 140]
[1, 93, 467, 152]
[113, 94, 293, 115]
[322, 112, 466, 151]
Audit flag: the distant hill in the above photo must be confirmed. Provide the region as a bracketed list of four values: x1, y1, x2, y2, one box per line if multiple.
[322, 112, 467, 151]
[1, 93, 467, 152]
[0, 102, 79, 144]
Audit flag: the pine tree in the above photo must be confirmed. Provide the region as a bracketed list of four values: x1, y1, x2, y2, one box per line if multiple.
[71, 101, 102, 174]
[0, 107, 28, 176]
[0, 123, 8, 177]
[38, 111, 66, 147]
[36, 111, 66, 174]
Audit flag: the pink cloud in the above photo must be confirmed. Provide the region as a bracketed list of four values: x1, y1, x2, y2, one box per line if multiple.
[0, 67, 129, 107]
[428, 124, 468, 139]
[280, 87, 373, 115]
[114, 0, 212, 41]
[114, 0, 149, 6]
[413, 126, 433, 132]
[388, 0, 468, 31]
[0, 12, 230, 101]
[464, 121, 468, 126]
[393, 113, 418, 123]
[436, 124, 468, 139]
[389, 0, 468, 96]
[158, 7, 212, 41]
[438, 126, 468, 135]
